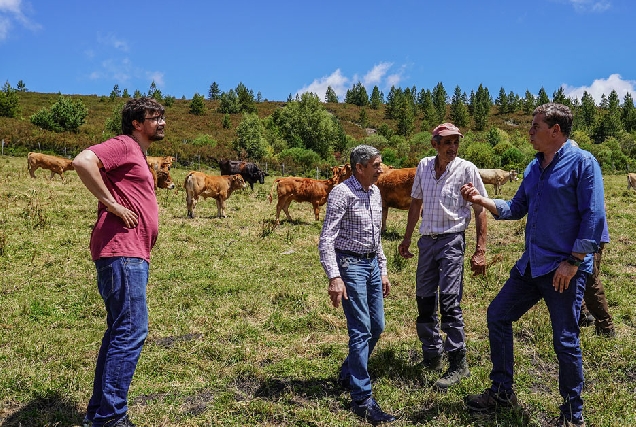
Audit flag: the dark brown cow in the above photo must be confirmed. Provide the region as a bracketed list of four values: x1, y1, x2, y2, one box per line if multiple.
[184, 172, 246, 218]
[218, 159, 268, 190]
[27, 152, 75, 180]
[148, 163, 175, 191]
[268, 165, 351, 224]
[376, 167, 416, 233]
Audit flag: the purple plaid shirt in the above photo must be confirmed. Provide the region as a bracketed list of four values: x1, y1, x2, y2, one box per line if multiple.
[319, 175, 387, 279]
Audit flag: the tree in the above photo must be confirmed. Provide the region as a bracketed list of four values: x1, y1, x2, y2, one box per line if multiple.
[16, 80, 27, 92]
[507, 91, 520, 112]
[222, 113, 231, 129]
[189, 93, 206, 115]
[359, 108, 369, 128]
[109, 84, 121, 101]
[537, 87, 550, 106]
[234, 113, 268, 160]
[394, 92, 415, 137]
[577, 91, 596, 130]
[345, 82, 369, 107]
[522, 90, 535, 114]
[133, 89, 142, 98]
[147, 81, 162, 101]
[419, 89, 437, 131]
[236, 82, 256, 113]
[473, 84, 492, 131]
[30, 94, 88, 133]
[208, 82, 221, 100]
[432, 82, 447, 124]
[622, 93, 636, 132]
[122, 88, 130, 98]
[104, 101, 125, 136]
[325, 86, 338, 103]
[217, 89, 240, 114]
[370, 86, 383, 109]
[449, 85, 469, 128]
[495, 87, 509, 114]
[0, 81, 20, 118]
[552, 87, 569, 105]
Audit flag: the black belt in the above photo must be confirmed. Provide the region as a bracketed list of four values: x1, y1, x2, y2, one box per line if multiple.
[337, 249, 377, 259]
[425, 231, 462, 240]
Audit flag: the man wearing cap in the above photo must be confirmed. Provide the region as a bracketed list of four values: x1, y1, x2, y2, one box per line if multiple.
[398, 122, 487, 391]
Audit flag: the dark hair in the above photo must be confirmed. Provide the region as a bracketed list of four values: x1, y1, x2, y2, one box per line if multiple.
[350, 144, 380, 168]
[533, 103, 573, 138]
[121, 97, 165, 135]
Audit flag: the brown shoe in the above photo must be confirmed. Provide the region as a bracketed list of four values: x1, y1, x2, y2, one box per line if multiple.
[465, 388, 518, 413]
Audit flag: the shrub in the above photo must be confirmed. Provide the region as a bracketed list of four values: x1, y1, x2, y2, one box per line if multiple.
[30, 95, 88, 133]
[0, 81, 20, 118]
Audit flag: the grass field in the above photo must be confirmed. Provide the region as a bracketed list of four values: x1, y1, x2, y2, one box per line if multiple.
[0, 155, 635, 427]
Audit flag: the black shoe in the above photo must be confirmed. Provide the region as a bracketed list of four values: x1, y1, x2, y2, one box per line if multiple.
[351, 397, 396, 425]
[552, 414, 586, 426]
[420, 353, 443, 371]
[595, 326, 616, 337]
[109, 414, 137, 427]
[465, 388, 518, 413]
[579, 312, 594, 327]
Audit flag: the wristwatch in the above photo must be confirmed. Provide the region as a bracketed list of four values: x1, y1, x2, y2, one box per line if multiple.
[566, 254, 584, 267]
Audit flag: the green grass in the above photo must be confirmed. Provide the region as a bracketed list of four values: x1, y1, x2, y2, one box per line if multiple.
[0, 155, 635, 426]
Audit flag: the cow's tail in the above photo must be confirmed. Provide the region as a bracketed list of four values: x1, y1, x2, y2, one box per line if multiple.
[268, 179, 280, 203]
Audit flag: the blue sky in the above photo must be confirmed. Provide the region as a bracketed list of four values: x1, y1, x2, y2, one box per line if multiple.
[1, 0, 635, 104]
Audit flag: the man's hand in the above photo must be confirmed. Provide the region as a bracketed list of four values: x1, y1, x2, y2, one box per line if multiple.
[553, 262, 579, 293]
[398, 238, 414, 259]
[460, 183, 482, 203]
[470, 250, 486, 276]
[381, 275, 392, 297]
[328, 277, 348, 308]
[107, 203, 138, 228]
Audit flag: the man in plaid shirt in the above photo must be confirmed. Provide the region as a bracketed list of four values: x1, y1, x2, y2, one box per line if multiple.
[398, 122, 488, 391]
[319, 144, 395, 425]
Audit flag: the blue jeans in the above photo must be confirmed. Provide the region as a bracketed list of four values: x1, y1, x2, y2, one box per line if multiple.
[86, 257, 149, 427]
[488, 265, 587, 421]
[337, 253, 385, 402]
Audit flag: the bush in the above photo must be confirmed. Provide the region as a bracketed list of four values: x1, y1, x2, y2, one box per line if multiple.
[191, 134, 217, 148]
[30, 95, 88, 133]
[0, 81, 20, 118]
[464, 142, 499, 169]
[189, 93, 206, 116]
[278, 147, 322, 175]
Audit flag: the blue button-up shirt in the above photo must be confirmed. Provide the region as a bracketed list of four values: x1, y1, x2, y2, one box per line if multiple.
[493, 140, 605, 277]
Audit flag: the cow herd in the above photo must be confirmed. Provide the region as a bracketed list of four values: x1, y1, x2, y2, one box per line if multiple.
[27, 151, 636, 228]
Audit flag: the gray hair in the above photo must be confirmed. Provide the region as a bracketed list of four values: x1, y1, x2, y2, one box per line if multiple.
[349, 144, 380, 168]
[533, 103, 573, 138]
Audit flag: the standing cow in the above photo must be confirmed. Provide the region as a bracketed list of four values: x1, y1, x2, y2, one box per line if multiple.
[218, 160, 268, 190]
[477, 168, 518, 195]
[184, 172, 246, 218]
[27, 152, 75, 181]
[627, 173, 636, 190]
[375, 167, 416, 233]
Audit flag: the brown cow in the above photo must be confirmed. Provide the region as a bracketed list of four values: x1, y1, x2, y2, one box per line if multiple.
[478, 168, 518, 195]
[268, 165, 351, 224]
[148, 163, 175, 191]
[184, 172, 246, 218]
[627, 173, 636, 190]
[146, 155, 175, 171]
[27, 152, 75, 180]
[376, 167, 416, 233]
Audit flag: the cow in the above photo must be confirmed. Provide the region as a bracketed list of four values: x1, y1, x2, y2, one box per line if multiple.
[627, 173, 636, 190]
[218, 159, 268, 190]
[478, 168, 518, 195]
[27, 152, 75, 180]
[147, 155, 175, 171]
[268, 165, 351, 224]
[148, 163, 175, 191]
[375, 167, 416, 233]
[184, 172, 246, 218]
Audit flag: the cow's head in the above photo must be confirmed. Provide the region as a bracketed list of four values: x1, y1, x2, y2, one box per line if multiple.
[509, 170, 519, 182]
[156, 169, 175, 189]
[332, 164, 352, 183]
[230, 174, 247, 190]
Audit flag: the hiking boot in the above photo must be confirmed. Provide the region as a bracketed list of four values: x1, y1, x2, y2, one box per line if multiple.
[464, 388, 518, 412]
[553, 414, 586, 427]
[434, 349, 469, 390]
[351, 397, 396, 425]
[421, 353, 443, 372]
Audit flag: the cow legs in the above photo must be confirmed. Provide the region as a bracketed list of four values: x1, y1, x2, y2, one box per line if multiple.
[282, 199, 294, 222]
[216, 198, 227, 218]
[381, 206, 389, 234]
[312, 202, 320, 220]
[28, 166, 36, 178]
[186, 194, 197, 218]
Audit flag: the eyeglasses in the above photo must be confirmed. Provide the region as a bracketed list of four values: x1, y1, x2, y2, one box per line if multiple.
[144, 115, 165, 123]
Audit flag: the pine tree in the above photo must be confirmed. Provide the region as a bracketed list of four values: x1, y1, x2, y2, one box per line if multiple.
[370, 86, 383, 109]
[622, 93, 636, 132]
[325, 86, 338, 103]
[449, 85, 469, 128]
[495, 87, 508, 114]
[473, 84, 491, 131]
[432, 82, 447, 124]
[537, 87, 550, 106]
[523, 90, 536, 114]
[552, 87, 569, 105]
[208, 82, 221, 100]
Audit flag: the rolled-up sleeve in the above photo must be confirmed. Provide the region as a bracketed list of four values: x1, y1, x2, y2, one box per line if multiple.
[319, 190, 346, 279]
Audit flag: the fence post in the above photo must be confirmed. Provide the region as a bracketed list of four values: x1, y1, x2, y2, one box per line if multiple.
[316, 167, 319, 180]
[1, 139, 4, 156]
[281, 163, 285, 176]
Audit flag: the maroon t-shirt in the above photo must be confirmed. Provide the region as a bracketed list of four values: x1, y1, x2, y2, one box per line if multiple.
[87, 135, 159, 262]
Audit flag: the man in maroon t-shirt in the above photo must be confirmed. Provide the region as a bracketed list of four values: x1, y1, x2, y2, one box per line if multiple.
[73, 97, 165, 427]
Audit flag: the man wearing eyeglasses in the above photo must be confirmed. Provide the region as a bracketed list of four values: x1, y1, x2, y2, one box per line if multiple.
[73, 97, 166, 427]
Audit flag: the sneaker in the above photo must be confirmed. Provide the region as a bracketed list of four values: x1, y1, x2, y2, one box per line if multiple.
[109, 414, 137, 427]
[579, 313, 594, 327]
[553, 414, 586, 427]
[465, 388, 518, 413]
[434, 349, 469, 390]
[351, 397, 396, 425]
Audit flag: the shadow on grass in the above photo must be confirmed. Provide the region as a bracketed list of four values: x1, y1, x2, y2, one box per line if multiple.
[0, 391, 83, 427]
[381, 229, 403, 241]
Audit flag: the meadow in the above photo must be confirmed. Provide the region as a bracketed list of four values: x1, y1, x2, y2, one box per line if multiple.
[0, 155, 635, 427]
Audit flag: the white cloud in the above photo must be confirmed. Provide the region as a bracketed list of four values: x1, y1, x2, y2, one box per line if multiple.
[562, 74, 636, 104]
[563, 0, 611, 12]
[146, 71, 164, 87]
[386, 73, 402, 88]
[97, 32, 129, 52]
[295, 69, 349, 101]
[0, 0, 40, 41]
[362, 62, 393, 87]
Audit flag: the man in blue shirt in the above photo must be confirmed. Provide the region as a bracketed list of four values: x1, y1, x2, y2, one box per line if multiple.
[460, 103, 605, 427]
